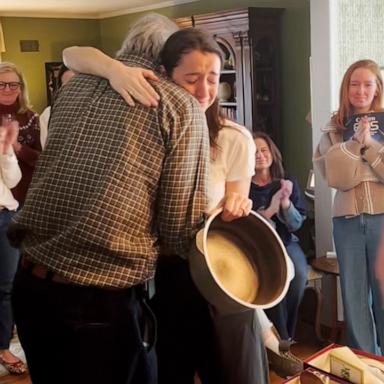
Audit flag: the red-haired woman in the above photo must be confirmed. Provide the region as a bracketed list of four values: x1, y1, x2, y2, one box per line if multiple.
[314, 59, 384, 355]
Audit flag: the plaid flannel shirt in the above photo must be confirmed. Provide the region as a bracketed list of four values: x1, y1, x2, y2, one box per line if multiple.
[9, 54, 208, 288]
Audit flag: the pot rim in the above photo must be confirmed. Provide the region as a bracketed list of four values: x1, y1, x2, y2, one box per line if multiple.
[201, 209, 291, 309]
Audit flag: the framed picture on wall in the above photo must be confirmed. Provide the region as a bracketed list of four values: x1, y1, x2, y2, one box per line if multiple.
[45, 61, 63, 106]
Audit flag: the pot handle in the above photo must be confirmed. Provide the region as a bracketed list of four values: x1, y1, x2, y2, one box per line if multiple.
[195, 229, 205, 254]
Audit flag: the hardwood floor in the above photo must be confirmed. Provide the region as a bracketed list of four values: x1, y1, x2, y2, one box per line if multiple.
[269, 340, 320, 383]
[0, 327, 321, 384]
[0, 374, 30, 384]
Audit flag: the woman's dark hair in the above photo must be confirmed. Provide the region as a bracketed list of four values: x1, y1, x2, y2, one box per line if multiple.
[57, 64, 71, 88]
[253, 131, 285, 179]
[160, 28, 224, 148]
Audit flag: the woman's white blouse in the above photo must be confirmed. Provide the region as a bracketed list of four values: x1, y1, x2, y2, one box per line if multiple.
[207, 120, 255, 212]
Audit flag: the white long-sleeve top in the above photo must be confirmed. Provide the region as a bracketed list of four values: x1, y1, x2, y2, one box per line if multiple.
[0, 147, 22, 211]
[39, 106, 50, 149]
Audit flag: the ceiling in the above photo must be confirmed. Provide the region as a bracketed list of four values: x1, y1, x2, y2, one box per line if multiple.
[0, 0, 198, 19]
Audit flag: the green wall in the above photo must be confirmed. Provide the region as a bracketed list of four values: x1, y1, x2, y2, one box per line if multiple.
[100, 0, 311, 187]
[1, 17, 101, 113]
[280, 6, 311, 187]
[0, 0, 311, 187]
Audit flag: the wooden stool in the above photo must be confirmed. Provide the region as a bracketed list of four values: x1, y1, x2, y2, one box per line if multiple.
[311, 256, 345, 342]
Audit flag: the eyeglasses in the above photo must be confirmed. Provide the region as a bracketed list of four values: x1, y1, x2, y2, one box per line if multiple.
[0, 82, 22, 90]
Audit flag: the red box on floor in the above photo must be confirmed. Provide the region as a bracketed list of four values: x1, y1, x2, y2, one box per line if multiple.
[303, 343, 384, 383]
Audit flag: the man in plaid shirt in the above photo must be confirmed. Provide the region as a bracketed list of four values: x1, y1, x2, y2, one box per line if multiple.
[8, 13, 209, 384]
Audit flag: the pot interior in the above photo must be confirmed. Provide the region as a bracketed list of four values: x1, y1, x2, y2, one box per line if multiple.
[205, 213, 288, 307]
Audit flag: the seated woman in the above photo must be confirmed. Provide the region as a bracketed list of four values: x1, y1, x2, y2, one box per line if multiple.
[250, 131, 307, 375]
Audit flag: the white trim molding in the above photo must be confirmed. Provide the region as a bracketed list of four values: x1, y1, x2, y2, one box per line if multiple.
[0, 0, 198, 20]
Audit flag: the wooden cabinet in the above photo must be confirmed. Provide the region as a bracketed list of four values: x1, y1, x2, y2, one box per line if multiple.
[176, 8, 283, 145]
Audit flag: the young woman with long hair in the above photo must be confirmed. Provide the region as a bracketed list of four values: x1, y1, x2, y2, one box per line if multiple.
[314, 59, 384, 354]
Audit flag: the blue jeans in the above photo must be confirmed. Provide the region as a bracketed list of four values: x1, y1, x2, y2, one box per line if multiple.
[333, 213, 384, 355]
[0, 209, 19, 349]
[265, 241, 308, 340]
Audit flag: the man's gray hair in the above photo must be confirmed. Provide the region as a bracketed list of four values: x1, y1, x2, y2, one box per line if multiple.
[117, 13, 179, 61]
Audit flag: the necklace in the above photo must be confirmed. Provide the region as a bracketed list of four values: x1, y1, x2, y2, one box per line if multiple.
[19, 113, 38, 131]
